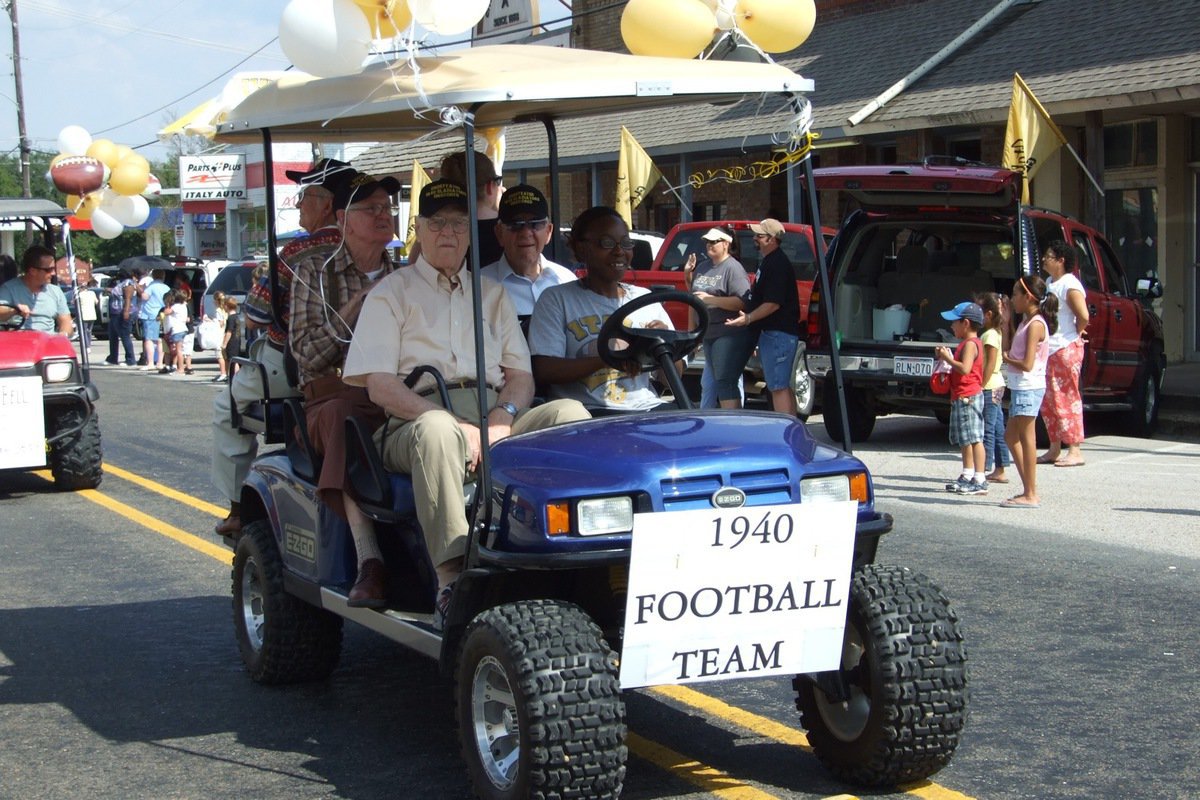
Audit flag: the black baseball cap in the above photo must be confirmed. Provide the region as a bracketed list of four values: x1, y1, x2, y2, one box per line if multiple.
[333, 172, 402, 212]
[498, 183, 549, 223]
[284, 158, 355, 192]
[419, 179, 469, 217]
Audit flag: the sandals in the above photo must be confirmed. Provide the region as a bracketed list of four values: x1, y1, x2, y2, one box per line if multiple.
[1054, 459, 1085, 467]
[1000, 496, 1040, 508]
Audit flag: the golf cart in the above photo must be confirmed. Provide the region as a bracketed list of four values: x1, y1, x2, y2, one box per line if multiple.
[0, 198, 102, 490]
[215, 46, 967, 796]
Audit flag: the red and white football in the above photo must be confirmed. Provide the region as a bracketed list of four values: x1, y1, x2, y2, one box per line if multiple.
[50, 156, 106, 195]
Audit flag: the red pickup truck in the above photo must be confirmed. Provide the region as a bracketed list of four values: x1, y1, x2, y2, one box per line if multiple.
[624, 220, 827, 416]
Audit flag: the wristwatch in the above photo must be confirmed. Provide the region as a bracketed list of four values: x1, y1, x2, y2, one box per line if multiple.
[494, 401, 519, 418]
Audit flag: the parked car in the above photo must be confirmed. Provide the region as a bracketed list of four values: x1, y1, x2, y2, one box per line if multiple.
[201, 260, 258, 319]
[626, 220, 832, 416]
[95, 256, 215, 341]
[806, 162, 1165, 442]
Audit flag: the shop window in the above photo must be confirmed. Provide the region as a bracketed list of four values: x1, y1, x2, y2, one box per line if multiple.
[1105, 187, 1158, 279]
[1104, 121, 1158, 168]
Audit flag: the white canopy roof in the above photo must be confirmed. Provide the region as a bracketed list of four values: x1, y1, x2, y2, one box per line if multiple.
[214, 45, 814, 144]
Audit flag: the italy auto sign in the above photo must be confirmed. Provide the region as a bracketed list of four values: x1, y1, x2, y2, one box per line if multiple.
[180, 155, 246, 201]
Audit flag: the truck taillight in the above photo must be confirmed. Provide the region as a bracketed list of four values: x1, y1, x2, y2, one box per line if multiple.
[805, 288, 825, 348]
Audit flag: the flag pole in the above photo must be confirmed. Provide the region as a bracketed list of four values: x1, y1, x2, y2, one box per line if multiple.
[1063, 140, 1104, 197]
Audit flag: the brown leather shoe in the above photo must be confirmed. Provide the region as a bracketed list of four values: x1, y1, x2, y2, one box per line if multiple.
[347, 558, 387, 608]
[214, 514, 241, 536]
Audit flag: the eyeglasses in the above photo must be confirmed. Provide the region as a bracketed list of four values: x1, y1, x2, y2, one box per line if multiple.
[424, 215, 470, 234]
[580, 236, 634, 250]
[29, 265, 54, 272]
[753, 233, 771, 240]
[297, 185, 331, 203]
[1042, 253, 1063, 262]
[501, 218, 549, 233]
[348, 203, 397, 216]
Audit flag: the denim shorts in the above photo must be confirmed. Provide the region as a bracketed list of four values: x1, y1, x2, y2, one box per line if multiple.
[142, 318, 161, 340]
[1009, 387, 1046, 418]
[169, 331, 187, 344]
[757, 329, 799, 391]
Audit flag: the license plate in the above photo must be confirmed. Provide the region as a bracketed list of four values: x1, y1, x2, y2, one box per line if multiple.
[893, 356, 934, 377]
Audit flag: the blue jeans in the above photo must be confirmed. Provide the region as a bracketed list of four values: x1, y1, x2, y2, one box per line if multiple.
[703, 331, 754, 404]
[699, 360, 745, 408]
[983, 389, 1009, 471]
[757, 329, 798, 391]
[107, 315, 136, 365]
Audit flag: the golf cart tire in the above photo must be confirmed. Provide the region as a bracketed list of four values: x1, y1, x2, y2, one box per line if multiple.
[232, 520, 343, 685]
[49, 409, 103, 490]
[456, 600, 627, 800]
[794, 564, 968, 787]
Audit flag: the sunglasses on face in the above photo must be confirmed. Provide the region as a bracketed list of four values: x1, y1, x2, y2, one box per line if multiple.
[501, 218, 549, 233]
[580, 236, 634, 250]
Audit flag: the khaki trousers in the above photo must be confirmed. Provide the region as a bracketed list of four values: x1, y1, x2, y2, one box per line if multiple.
[210, 339, 297, 503]
[376, 388, 590, 566]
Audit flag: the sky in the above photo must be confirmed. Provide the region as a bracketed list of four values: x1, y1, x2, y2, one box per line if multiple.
[0, 0, 572, 165]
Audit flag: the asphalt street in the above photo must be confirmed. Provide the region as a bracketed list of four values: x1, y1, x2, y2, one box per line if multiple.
[0, 346, 1197, 800]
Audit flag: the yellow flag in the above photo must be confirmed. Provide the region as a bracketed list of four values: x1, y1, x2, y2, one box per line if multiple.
[481, 126, 506, 176]
[615, 126, 662, 228]
[1003, 73, 1069, 204]
[404, 159, 431, 254]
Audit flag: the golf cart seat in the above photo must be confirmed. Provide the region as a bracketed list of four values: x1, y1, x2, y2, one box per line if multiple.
[344, 365, 455, 524]
[283, 397, 322, 483]
[228, 356, 287, 444]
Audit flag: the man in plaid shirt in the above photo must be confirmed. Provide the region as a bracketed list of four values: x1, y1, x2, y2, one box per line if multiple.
[210, 158, 354, 537]
[289, 171, 401, 607]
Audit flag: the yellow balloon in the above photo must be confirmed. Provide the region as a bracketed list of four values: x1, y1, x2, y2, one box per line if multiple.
[621, 0, 716, 59]
[735, 0, 816, 53]
[352, 0, 411, 38]
[113, 144, 135, 164]
[109, 160, 150, 196]
[72, 192, 104, 221]
[86, 138, 121, 169]
[118, 152, 151, 175]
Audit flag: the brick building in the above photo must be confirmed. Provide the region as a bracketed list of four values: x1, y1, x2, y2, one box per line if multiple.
[358, 0, 1200, 363]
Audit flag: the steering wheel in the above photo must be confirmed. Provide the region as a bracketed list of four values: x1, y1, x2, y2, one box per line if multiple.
[596, 290, 708, 372]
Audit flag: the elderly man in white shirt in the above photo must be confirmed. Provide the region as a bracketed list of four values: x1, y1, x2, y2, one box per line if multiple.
[480, 183, 576, 320]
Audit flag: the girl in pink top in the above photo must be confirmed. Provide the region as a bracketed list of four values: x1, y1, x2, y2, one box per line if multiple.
[1000, 275, 1058, 508]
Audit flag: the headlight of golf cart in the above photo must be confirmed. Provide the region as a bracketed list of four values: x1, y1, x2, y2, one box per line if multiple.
[801, 472, 870, 504]
[43, 360, 74, 383]
[800, 475, 850, 503]
[575, 497, 634, 536]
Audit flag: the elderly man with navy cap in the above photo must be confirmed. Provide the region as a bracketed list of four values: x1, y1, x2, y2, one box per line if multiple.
[481, 183, 576, 319]
[343, 179, 589, 627]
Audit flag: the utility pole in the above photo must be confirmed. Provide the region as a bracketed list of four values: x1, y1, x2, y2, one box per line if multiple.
[6, 0, 31, 198]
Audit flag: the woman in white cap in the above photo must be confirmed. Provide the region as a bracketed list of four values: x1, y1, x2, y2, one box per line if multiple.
[685, 226, 753, 408]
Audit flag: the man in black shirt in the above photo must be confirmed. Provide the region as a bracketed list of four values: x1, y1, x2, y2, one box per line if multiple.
[726, 218, 800, 413]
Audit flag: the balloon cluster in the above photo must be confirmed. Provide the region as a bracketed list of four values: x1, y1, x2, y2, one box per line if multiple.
[621, 0, 816, 60]
[278, 0, 491, 78]
[50, 125, 160, 240]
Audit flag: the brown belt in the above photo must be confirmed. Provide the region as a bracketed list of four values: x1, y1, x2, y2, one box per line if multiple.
[301, 373, 348, 402]
[417, 378, 495, 398]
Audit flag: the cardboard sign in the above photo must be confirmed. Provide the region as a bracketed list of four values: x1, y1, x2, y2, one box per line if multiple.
[620, 501, 857, 688]
[0, 377, 47, 469]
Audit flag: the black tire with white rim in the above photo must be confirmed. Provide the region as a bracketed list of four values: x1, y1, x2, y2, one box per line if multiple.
[794, 564, 968, 787]
[790, 343, 815, 420]
[232, 519, 342, 684]
[456, 600, 626, 800]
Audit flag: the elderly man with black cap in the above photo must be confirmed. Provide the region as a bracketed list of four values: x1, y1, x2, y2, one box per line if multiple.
[289, 170, 401, 607]
[726, 218, 801, 414]
[211, 158, 355, 537]
[343, 179, 589, 626]
[480, 183, 576, 320]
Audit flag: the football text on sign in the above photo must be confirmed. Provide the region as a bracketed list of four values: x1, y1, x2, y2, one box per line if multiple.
[619, 501, 857, 688]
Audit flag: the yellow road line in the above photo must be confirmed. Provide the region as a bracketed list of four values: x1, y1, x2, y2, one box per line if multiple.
[649, 687, 975, 800]
[626, 732, 789, 800]
[103, 463, 226, 518]
[35, 470, 231, 565]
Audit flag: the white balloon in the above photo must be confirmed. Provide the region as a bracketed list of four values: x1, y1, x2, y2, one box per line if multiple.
[279, 0, 372, 77]
[57, 125, 92, 157]
[90, 208, 125, 239]
[106, 194, 151, 227]
[407, 0, 488, 35]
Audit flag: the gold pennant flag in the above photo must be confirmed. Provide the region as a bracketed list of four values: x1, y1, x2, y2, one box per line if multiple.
[404, 159, 431, 254]
[615, 126, 662, 228]
[1003, 73, 1069, 204]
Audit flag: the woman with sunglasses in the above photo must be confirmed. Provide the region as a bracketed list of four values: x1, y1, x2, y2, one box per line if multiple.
[684, 226, 753, 408]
